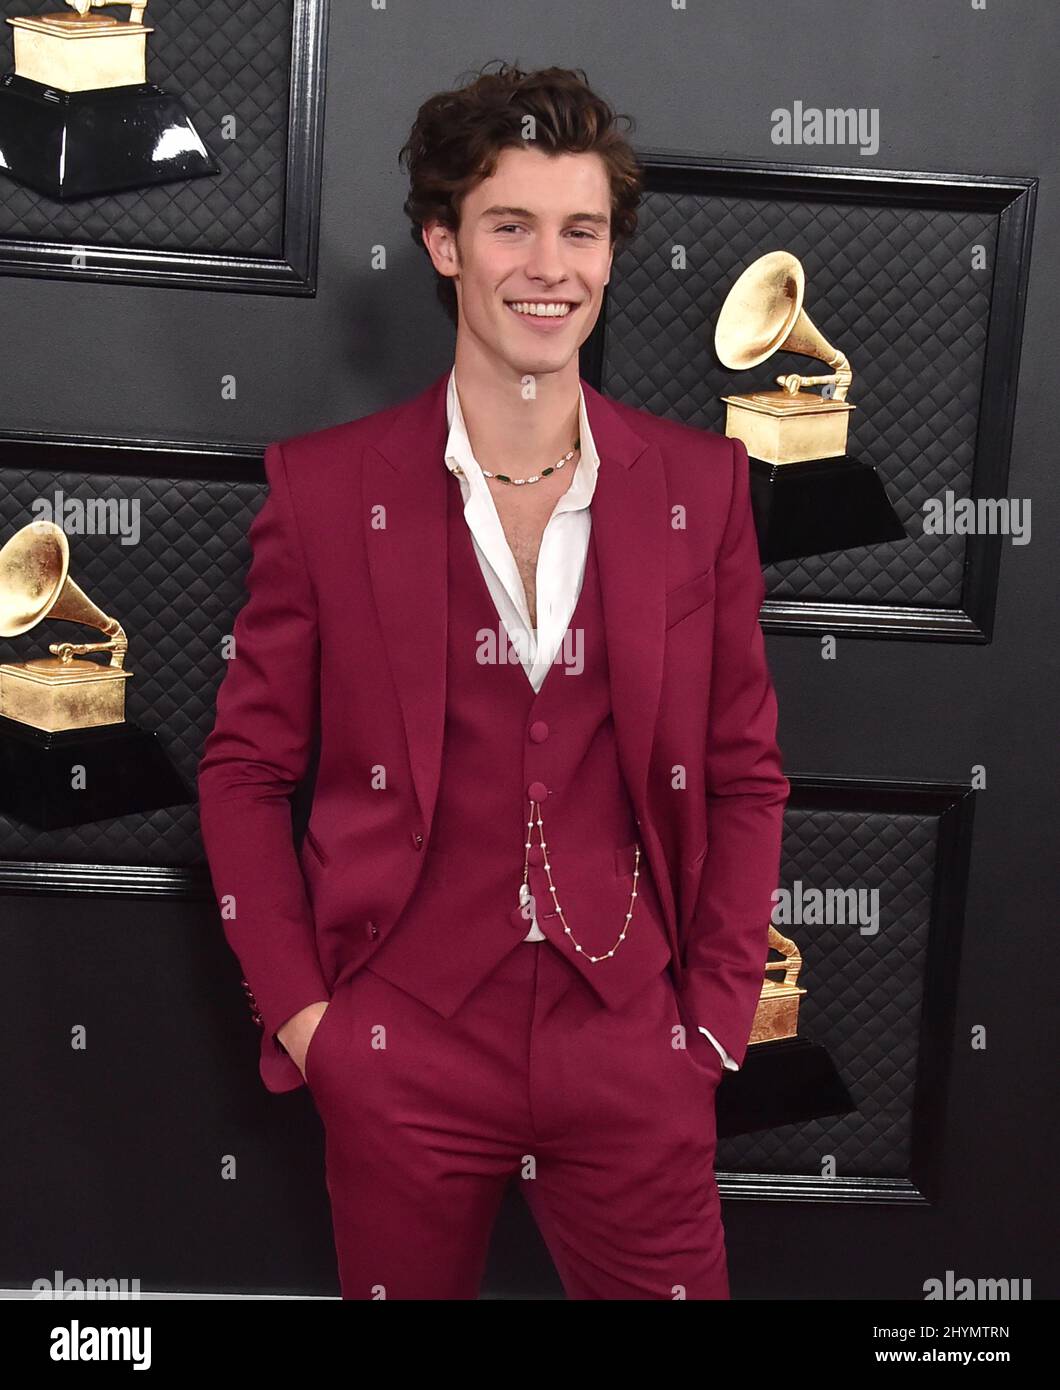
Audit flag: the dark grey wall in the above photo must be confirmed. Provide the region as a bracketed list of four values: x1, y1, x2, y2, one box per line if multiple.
[3, 1, 1056, 1298]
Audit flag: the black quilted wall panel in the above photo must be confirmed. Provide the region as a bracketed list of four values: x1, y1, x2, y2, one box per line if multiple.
[0, 462, 265, 864]
[0, 0, 292, 255]
[599, 186, 997, 608]
[719, 806, 935, 1179]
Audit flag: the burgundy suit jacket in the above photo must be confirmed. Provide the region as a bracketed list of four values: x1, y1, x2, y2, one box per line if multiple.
[197, 368, 790, 1093]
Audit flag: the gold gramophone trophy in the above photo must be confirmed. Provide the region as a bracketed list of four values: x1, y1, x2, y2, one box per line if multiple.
[0, 1, 218, 200]
[0, 520, 131, 732]
[713, 250, 904, 562]
[714, 919, 855, 1139]
[749, 924, 808, 1045]
[0, 519, 190, 828]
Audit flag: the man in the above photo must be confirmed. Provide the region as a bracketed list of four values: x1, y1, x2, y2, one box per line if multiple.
[198, 63, 789, 1300]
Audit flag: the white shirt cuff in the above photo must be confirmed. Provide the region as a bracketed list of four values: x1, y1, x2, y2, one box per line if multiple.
[698, 1025, 739, 1071]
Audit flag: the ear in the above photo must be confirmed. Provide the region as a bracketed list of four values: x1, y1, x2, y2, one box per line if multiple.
[422, 220, 460, 281]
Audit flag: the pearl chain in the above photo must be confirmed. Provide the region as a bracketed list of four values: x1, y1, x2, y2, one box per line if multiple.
[451, 437, 580, 486]
[520, 800, 640, 961]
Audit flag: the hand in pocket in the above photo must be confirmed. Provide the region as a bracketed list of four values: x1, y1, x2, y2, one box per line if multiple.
[277, 1000, 331, 1082]
[302, 1001, 335, 1083]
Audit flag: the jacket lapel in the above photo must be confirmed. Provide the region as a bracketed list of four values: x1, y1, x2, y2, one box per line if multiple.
[363, 370, 451, 832]
[580, 380, 677, 939]
[578, 379, 667, 828]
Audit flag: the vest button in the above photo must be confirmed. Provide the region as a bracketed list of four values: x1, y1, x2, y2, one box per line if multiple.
[411, 831, 424, 849]
[527, 781, 549, 803]
[528, 720, 549, 743]
[527, 845, 545, 868]
[365, 920, 378, 940]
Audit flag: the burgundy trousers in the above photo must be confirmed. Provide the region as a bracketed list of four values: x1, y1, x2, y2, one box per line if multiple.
[303, 938, 728, 1300]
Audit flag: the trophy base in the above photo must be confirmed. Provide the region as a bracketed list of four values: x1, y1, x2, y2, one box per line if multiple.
[9, 13, 153, 92]
[723, 390, 856, 465]
[750, 454, 906, 563]
[0, 713, 193, 829]
[0, 658, 132, 732]
[749, 982, 806, 1044]
[715, 1035, 855, 1139]
[0, 72, 219, 200]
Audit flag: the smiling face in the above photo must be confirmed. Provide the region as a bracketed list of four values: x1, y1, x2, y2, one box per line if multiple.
[423, 145, 614, 379]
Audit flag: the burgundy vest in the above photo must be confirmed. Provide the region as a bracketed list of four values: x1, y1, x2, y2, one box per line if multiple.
[364, 469, 673, 1015]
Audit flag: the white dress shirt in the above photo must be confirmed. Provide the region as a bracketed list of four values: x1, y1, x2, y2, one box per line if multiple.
[444, 367, 737, 1073]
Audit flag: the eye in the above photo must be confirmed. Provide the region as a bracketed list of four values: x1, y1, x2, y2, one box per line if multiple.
[492, 225, 600, 238]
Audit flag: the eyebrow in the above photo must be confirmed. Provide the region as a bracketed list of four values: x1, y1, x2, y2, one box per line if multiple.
[479, 205, 610, 227]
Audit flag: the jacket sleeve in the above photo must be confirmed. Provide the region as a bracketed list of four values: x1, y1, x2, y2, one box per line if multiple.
[679, 436, 790, 1069]
[197, 440, 329, 1091]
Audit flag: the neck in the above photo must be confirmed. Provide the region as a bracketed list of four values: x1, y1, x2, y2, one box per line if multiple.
[453, 340, 581, 475]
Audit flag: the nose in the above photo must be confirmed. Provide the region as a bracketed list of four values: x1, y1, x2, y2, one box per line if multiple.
[523, 230, 570, 286]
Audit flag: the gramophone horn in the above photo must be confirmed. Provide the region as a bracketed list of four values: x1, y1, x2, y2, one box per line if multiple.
[0, 520, 127, 666]
[715, 250, 852, 401]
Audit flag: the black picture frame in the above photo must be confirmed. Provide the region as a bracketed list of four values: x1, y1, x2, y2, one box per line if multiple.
[0, 0, 328, 295]
[715, 775, 975, 1207]
[0, 430, 262, 857]
[580, 152, 1038, 642]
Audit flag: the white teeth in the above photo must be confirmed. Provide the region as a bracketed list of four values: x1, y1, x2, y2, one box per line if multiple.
[508, 301, 573, 318]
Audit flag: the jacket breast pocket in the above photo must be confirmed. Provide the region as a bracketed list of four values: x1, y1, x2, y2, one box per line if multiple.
[665, 566, 716, 630]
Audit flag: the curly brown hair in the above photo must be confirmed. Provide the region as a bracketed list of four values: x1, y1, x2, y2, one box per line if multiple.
[398, 61, 643, 325]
